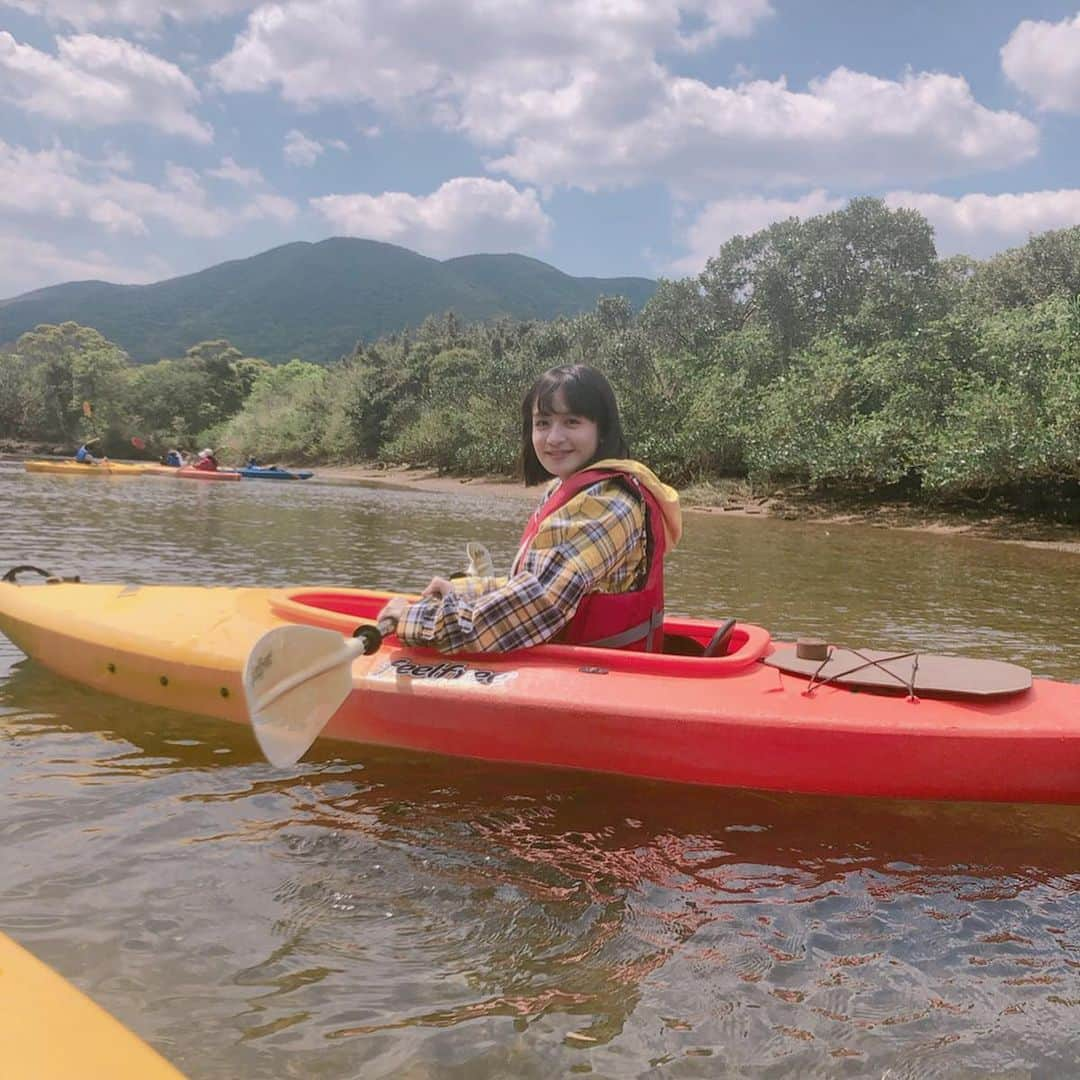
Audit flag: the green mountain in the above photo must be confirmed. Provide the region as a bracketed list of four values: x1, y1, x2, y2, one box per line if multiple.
[0, 238, 657, 364]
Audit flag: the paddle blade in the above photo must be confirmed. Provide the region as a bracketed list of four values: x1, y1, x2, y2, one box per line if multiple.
[244, 624, 371, 767]
[131, 436, 146, 450]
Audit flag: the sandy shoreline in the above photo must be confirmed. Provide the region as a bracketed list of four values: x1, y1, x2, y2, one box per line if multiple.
[315, 463, 1080, 553]
[7, 449, 1075, 552]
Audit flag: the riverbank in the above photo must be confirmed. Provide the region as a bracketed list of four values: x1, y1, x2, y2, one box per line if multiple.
[6, 445, 1075, 553]
[315, 463, 1080, 554]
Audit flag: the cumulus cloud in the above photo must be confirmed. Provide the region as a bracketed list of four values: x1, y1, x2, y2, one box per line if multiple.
[671, 189, 844, 273]
[4, 0, 257, 29]
[884, 189, 1080, 257]
[283, 129, 349, 165]
[0, 137, 296, 238]
[0, 31, 212, 142]
[207, 156, 264, 187]
[241, 192, 298, 223]
[669, 187, 1080, 273]
[0, 230, 170, 297]
[311, 176, 552, 257]
[211, 2, 1034, 194]
[214, 0, 774, 105]
[1001, 13, 1080, 113]
[283, 129, 323, 166]
[484, 67, 1039, 196]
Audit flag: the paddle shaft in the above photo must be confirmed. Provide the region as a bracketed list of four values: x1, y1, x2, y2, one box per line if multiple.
[253, 624, 386, 712]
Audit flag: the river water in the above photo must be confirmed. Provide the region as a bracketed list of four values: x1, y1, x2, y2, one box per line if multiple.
[1, 462, 1078, 1078]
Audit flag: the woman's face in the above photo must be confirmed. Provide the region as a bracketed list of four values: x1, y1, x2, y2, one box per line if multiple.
[531, 388, 600, 480]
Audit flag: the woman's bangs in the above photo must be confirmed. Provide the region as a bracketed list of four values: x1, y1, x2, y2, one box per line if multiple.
[531, 376, 563, 416]
[533, 372, 600, 421]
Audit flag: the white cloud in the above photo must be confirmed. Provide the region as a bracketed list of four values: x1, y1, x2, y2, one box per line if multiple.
[884, 189, 1080, 257]
[283, 129, 324, 166]
[1001, 13, 1080, 112]
[284, 128, 349, 165]
[670, 187, 1080, 273]
[211, 2, 1034, 194]
[311, 176, 552, 257]
[484, 67, 1038, 196]
[0, 230, 170, 297]
[0, 137, 297, 238]
[213, 0, 774, 104]
[0, 31, 212, 142]
[241, 192, 298, 223]
[680, 0, 774, 45]
[208, 156, 264, 187]
[671, 189, 844, 273]
[4, 0, 258, 29]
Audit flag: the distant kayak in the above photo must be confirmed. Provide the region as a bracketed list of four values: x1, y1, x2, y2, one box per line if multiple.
[24, 459, 151, 476]
[231, 466, 313, 480]
[0, 931, 187, 1079]
[175, 466, 240, 481]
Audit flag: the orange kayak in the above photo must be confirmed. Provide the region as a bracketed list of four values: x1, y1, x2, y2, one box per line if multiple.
[0, 579, 1077, 804]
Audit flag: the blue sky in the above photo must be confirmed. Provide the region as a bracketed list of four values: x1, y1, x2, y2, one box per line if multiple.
[2, 1, 1080, 298]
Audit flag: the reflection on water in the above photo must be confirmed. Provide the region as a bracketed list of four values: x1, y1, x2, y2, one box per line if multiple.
[1, 465, 1079, 1078]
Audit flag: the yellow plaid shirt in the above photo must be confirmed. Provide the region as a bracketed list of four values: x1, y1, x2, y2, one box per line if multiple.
[397, 477, 647, 653]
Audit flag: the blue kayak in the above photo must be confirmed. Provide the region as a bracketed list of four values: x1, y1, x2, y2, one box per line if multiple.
[232, 466, 313, 480]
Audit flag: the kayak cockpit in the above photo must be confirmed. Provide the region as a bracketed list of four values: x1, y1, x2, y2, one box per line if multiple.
[270, 588, 772, 677]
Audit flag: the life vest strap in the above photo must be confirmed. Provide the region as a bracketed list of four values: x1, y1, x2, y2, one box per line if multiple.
[579, 608, 664, 651]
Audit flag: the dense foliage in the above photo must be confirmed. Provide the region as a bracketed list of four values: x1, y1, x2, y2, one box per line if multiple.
[3, 199, 1078, 511]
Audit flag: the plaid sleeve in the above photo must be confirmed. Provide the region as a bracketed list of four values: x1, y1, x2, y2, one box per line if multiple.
[396, 480, 645, 653]
[449, 575, 507, 601]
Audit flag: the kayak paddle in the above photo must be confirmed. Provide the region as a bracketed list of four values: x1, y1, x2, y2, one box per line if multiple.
[244, 622, 385, 767]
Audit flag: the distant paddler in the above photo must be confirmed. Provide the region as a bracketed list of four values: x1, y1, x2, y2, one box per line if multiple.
[74, 438, 106, 465]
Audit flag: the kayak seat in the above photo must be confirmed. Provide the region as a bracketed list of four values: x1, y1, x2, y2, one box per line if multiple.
[703, 618, 738, 658]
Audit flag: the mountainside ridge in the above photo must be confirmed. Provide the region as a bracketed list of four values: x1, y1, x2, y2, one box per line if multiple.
[0, 238, 657, 364]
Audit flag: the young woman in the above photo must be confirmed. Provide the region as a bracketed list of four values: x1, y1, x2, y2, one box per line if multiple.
[377, 364, 681, 653]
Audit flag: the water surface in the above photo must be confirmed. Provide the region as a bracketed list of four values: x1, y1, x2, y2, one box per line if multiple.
[2, 464, 1078, 1078]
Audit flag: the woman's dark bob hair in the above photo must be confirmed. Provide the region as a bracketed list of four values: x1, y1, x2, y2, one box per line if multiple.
[521, 364, 628, 485]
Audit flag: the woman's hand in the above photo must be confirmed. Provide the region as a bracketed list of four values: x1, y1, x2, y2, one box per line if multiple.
[378, 579, 450, 634]
[422, 576, 454, 599]
[377, 596, 410, 634]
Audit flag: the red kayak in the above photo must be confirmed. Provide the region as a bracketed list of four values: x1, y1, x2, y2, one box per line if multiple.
[175, 467, 240, 481]
[1, 579, 1077, 804]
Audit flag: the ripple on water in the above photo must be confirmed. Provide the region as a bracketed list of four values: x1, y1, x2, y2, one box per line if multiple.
[1, 472, 1079, 1077]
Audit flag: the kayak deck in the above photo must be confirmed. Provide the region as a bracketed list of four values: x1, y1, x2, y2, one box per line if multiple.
[0, 581, 1078, 803]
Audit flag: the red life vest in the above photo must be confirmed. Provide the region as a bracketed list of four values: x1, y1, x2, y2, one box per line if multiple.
[514, 467, 668, 652]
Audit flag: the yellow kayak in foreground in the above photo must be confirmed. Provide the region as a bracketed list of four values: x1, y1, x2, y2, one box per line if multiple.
[0, 932, 186, 1079]
[24, 459, 153, 476]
